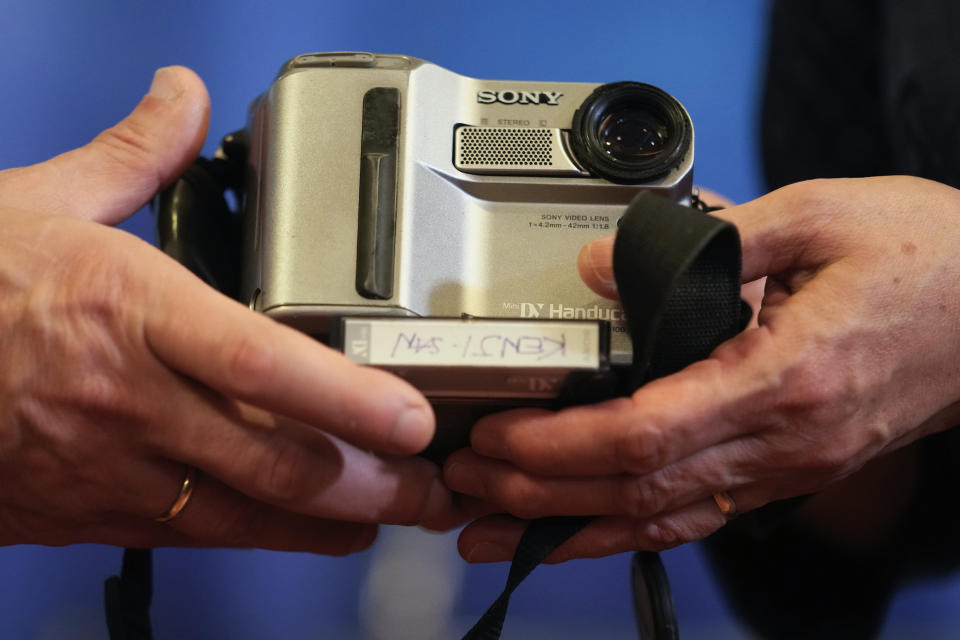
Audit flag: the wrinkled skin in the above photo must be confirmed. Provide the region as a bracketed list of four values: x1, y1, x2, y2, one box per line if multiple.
[446, 177, 960, 562]
[0, 66, 470, 552]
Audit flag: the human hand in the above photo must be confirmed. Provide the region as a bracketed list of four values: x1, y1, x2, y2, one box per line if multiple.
[0, 67, 456, 552]
[445, 177, 960, 562]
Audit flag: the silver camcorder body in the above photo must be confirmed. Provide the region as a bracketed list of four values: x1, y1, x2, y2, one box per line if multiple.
[242, 52, 694, 404]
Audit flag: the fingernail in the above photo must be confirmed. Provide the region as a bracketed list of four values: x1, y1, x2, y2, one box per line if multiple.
[583, 236, 616, 286]
[149, 67, 183, 101]
[445, 463, 486, 497]
[391, 405, 434, 452]
[466, 542, 510, 563]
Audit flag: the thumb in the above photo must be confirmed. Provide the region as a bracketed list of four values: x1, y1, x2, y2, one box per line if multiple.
[577, 188, 741, 299]
[712, 181, 832, 283]
[577, 234, 619, 299]
[0, 66, 209, 225]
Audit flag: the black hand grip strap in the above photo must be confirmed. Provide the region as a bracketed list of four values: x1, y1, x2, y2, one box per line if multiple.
[615, 192, 746, 386]
[463, 192, 746, 640]
[153, 130, 246, 301]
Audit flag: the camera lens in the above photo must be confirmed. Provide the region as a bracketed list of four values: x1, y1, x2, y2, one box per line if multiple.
[598, 109, 668, 161]
[571, 82, 691, 184]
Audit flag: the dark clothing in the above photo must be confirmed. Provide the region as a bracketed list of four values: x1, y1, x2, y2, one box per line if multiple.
[703, 1, 960, 638]
[762, 0, 960, 191]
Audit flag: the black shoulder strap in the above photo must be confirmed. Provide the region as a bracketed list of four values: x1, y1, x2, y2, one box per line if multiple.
[104, 548, 155, 640]
[463, 191, 747, 640]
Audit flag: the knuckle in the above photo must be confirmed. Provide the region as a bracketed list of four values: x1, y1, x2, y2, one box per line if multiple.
[493, 474, 548, 520]
[637, 517, 693, 552]
[772, 349, 877, 478]
[34, 337, 152, 441]
[72, 373, 143, 422]
[779, 179, 843, 220]
[619, 476, 665, 518]
[781, 356, 853, 417]
[254, 444, 313, 505]
[48, 382, 149, 457]
[92, 124, 162, 191]
[61, 245, 139, 322]
[508, 441, 552, 475]
[224, 332, 276, 397]
[793, 436, 860, 480]
[615, 416, 665, 475]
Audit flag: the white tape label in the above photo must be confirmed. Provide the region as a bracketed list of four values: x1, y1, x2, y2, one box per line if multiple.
[344, 318, 600, 368]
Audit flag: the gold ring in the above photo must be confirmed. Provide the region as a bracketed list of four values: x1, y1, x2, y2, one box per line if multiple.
[713, 490, 738, 519]
[155, 466, 197, 523]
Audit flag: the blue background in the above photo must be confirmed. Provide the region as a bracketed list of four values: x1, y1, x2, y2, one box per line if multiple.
[2, 1, 959, 638]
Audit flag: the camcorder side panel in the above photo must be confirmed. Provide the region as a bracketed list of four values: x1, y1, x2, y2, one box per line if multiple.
[248, 56, 421, 335]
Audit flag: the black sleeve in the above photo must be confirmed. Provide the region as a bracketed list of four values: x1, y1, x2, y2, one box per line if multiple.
[761, 0, 960, 191]
[760, 0, 891, 190]
[703, 428, 960, 640]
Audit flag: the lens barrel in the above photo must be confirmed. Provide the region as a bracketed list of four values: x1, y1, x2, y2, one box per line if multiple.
[570, 82, 691, 184]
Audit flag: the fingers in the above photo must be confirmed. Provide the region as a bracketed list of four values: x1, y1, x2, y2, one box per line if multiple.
[2, 472, 378, 554]
[419, 494, 498, 532]
[158, 472, 378, 554]
[577, 181, 841, 295]
[85, 490, 376, 554]
[142, 261, 435, 455]
[465, 327, 780, 478]
[0, 66, 209, 224]
[188, 428, 450, 527]
[0, 505, 190, 548]
[117, 451, 380, 552]
[710, 180, 853, 282]
[139, 376, 450, 525]
[445, 441, 761, 521]
[457, 499, 729, 563]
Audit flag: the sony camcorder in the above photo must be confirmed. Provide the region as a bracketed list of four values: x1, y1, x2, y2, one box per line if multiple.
[153, 53, 717, 634]
[231, 52, 694, 415]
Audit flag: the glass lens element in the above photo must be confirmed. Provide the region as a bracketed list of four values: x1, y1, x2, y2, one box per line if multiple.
[598, 109, 667, 161]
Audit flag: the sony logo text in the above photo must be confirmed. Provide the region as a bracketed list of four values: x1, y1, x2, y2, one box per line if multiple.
[477, 90, 563, 106]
